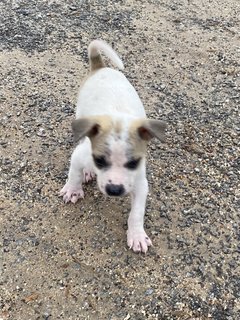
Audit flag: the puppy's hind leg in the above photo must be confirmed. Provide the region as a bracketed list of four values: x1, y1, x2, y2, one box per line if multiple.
[59, 138, 94, 203]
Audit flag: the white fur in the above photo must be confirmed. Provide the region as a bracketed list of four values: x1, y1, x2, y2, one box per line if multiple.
[60, 40, 152, 253]
[76, 67, 145, 119]
[95, 136, 140, 196]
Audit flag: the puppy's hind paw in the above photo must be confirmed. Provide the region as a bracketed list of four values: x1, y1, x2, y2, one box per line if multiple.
[127, 229, 152, 253]
[59, 183, 84, 204]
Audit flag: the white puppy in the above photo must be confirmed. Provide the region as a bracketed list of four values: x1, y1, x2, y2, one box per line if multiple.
[60, 40, 166, 253]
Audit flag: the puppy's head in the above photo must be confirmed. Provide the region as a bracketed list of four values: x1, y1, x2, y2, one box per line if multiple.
[72, 115, 166, 196]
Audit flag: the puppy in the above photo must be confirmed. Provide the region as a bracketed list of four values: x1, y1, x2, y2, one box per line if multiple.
[60, 40, 166, 253]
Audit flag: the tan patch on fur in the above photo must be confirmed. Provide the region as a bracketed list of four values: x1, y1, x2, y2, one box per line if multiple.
[79, 54, 105, 89]
[86, 117, 149, 160]
[114, 120, 122, 135]
[90, 54, 105, 71]
[128, 119, 148, 158]
[92, 118, 148, 160]
[89, 115, 113, 155]
[90, 117, 123, 155]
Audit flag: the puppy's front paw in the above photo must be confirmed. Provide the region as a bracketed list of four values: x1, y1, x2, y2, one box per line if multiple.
[127, 229, 152, 253]
[59, 183, 84, 204]
[83, 168, 95, 183]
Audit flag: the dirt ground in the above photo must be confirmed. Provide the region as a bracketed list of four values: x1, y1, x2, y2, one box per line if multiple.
[1, 0, 239, 319]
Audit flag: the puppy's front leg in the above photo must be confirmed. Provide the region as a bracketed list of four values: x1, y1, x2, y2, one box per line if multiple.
[127, 175, 152, 253]
[60, 138, 94, 203]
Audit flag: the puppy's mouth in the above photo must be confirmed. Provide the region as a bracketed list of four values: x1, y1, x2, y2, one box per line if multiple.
[103, 183, 126, 197]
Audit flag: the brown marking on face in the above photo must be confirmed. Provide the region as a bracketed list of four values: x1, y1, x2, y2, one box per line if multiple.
[91, 117, 125, 155]
[72, 115, 124, 155]
[73, 116, 166, 169]
[113, 119, 122, 139]
[94, 118, 150, 162]
[128, 119, 149, 159]
[89, 115, 113, 155]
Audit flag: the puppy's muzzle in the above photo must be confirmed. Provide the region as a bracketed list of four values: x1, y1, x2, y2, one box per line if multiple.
[105, 184, 125, 197]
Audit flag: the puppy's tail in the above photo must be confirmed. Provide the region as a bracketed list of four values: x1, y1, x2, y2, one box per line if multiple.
[88, 40, 124, 72]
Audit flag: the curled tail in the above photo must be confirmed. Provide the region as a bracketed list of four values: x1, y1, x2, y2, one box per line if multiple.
[88, 39, 124, 72]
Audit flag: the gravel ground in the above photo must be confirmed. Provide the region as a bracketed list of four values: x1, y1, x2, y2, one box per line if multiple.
[1, 0, 240, 319]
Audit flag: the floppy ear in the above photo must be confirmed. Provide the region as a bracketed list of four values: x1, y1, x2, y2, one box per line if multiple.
[71, 118, 100, 142]
[138, 119, 167, 142]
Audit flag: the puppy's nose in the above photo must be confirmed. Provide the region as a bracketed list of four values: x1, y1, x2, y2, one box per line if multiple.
[105, 184, 125, 196]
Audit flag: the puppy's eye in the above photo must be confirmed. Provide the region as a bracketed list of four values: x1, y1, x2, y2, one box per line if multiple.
[124, 158, 141, 170]
[93, 155, 109, 169]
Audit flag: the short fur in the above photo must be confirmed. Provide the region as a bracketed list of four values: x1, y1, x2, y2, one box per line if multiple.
[60, 40, 167, 253]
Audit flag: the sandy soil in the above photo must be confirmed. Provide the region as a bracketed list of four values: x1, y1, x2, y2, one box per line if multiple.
[1, 0, 239, 319]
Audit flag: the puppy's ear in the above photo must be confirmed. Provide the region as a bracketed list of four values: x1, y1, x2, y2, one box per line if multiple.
[71, 118, 100, 142]
[138, 119, 167, 142]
